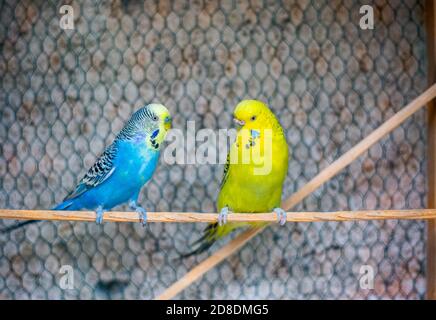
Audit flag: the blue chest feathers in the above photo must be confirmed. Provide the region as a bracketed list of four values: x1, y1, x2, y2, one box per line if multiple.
[115, 141, 160, 186]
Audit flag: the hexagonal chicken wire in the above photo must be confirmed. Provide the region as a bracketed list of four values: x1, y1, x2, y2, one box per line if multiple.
[0, 0, 434, 299]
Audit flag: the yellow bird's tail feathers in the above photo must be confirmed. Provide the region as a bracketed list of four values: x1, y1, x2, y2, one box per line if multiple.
[181, 222, 239, 258]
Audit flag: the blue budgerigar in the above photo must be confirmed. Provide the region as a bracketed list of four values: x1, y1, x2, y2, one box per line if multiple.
[4, 104, 171, 232]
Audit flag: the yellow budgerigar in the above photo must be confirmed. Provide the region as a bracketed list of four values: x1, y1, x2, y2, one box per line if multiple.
[184, 100, 289, 256]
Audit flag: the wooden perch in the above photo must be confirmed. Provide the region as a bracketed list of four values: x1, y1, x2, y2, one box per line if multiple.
[155, 83, 436, 300]
[2, 209, 436, 224]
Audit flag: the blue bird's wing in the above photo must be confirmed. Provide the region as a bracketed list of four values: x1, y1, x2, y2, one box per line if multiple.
[64, 143, 117, 201]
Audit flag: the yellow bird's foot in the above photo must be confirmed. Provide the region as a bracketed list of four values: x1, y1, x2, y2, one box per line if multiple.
[218, 207, 229, 226]
[274, 208, 287, 226]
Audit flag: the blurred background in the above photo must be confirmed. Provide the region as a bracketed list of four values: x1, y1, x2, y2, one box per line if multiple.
[0, 0, 429, 299]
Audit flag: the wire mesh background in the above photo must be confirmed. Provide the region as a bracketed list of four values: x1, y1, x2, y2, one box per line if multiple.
[0, 0, 430, 299]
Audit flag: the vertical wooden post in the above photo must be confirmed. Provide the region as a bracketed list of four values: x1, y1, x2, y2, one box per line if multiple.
[426, 0, 436, 300]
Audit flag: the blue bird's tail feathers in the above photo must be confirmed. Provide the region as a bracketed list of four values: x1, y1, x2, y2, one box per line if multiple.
[1, 219, 39, 233]
[52, 199, 74, 211]
[1, 200, 74, 233]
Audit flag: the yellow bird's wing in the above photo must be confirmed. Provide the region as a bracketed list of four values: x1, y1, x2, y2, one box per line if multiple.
[219, 152, 230, 189]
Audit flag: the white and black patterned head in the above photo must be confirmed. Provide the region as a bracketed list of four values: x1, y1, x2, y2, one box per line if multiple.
[117, 104, 171, 150]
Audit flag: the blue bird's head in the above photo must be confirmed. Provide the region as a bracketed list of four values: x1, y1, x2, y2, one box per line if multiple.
[117, 103, 172, 150]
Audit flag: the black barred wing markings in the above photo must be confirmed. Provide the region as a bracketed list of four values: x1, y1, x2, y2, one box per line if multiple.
[220, 153, 231, 189]
[64, 143, 118, 201]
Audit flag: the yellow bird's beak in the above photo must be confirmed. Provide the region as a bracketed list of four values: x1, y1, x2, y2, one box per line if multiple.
[233, 118, 245, 128]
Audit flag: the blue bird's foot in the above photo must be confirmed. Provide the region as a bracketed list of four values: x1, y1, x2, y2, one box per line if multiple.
[274, 208, 287, 226]
[218, 207, 229, 226]
[136, 206, 147, 227]
[96, 206, 104, 225]
[129, 200, 147, 227]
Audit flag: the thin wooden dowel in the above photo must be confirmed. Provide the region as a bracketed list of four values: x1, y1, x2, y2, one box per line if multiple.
[155, 84, 436, 300]
[3, 209, 436, 224]
[155, 227, 262, 301]
[283, 83, 436, 210]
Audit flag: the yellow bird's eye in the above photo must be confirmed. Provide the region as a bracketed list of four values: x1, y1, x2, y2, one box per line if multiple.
[250, 116, 256, 121]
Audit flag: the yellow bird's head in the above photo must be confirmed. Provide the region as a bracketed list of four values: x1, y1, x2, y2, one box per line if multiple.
[232, 100, 276, 131]
[231, 99, 288, 178]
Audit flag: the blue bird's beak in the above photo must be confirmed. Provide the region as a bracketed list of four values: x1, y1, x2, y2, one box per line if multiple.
[164, 116, 172, 131]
